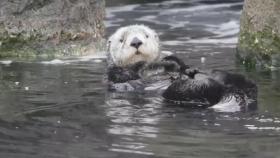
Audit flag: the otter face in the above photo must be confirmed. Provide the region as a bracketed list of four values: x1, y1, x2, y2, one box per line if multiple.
[108, 25, 160, 66]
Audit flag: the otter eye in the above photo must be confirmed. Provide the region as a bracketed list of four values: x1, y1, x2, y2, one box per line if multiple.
[119, 39, 123, 43]
[146, 35, 149, 38]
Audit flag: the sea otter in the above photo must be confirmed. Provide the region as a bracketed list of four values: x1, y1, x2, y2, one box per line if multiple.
[107, 24, 184, 91]
[107, 24, 161, 67]
[106, 25, 257, 111]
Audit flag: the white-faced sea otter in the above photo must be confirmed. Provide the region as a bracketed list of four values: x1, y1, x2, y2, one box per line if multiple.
[106, 25, 257, 112]
[108, 25, 161, 67]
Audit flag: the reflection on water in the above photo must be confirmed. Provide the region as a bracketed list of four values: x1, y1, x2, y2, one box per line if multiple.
[0, 0, 279, 157]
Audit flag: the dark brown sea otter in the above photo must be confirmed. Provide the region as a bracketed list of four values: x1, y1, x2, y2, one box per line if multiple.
[107, 25, 257, 112]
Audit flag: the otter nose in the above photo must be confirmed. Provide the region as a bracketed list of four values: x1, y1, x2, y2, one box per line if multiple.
[130, 37, 143, 49]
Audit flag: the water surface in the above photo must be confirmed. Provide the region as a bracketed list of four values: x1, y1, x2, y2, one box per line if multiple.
[0, 0, 279, 157]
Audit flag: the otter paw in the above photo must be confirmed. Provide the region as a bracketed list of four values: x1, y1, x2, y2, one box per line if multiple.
[110, 82, 135, 92]
[183, 68, 199, 78]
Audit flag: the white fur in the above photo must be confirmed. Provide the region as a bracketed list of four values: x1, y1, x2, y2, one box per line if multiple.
[108, 25, 160, 66]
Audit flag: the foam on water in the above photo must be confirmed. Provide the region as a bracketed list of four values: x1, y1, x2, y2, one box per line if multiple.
[41, 59, 65, 65]
[0, 60, 13, 65]
[40, 53, 106, 65]
[109, 148, 154, 156]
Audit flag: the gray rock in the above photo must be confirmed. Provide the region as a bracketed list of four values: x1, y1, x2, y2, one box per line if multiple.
[0, 0, 105, 59]
[238, 0, 280, 68]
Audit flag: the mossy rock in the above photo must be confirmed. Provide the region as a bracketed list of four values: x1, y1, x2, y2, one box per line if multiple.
[238, 27, 280, 69]
[0, 0, 105, 60]
[237, 0, 280, 69]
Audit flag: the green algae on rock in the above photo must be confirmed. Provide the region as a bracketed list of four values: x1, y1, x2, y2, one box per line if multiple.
[0, 0, 105, 59]
[238, 0, 280, 69]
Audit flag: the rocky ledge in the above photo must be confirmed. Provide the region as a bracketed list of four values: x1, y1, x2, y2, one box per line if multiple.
[0, 0, 105, 59]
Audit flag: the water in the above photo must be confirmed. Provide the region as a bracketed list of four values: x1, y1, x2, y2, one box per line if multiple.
[0, 0, 280, 157]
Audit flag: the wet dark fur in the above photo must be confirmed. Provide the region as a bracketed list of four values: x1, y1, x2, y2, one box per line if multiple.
[107, 55, 257, 110]
[107, 56, 186, 84]
[163, 70, 257, 109]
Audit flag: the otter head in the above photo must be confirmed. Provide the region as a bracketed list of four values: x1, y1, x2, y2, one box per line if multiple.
[108, 25, 160, 67]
